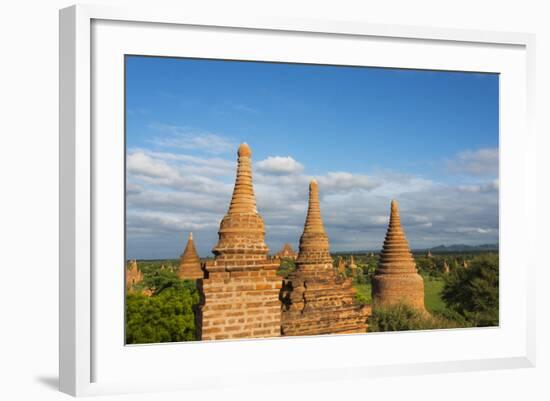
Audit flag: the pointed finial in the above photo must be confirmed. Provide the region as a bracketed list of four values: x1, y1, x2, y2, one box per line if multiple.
[391, 199, 398, 213]
[189, 232, 193, 240]
[238, 143, 252, 157]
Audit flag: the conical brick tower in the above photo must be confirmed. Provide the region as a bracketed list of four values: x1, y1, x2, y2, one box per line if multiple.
[276, 243, 297, 260]
[125, 259, 143, 291]
[197, 144, 282, 341]
[372, 200, 425, 311]
[281, 180, 370, 336]
[178, 232, 203, 280]
[337, 256, 346, 274]
[443, 259, 450, 274]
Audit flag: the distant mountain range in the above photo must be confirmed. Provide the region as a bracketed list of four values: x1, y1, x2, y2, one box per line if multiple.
[422, 243, 499, 252]
[333, 243, 499, 255]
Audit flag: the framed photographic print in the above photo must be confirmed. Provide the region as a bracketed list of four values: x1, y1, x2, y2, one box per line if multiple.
[59, 4, 536, 397]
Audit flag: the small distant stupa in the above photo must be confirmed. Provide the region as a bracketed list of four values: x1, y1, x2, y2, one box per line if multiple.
[337, 256, 346, 274]
[280, 180, 370, 336]
[372, 200, 426, 311]
[276, 243, 297, 260]
[426, 250, 433, 258]
[126, 259, 152, 295]
[178, 232, 203, 280]
[125, 259, 143, 290]
[462, 259, 469, 269]
[443, 259, 450, 274]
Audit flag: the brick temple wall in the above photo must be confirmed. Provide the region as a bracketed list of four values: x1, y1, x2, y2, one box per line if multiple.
[197, 258, 282, 340]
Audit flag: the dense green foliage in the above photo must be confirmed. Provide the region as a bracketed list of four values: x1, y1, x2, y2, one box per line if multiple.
[277, 258, 297, 278]
[441, 254, 499, 326]
[368, 303, 462, 332]
[126, 280, 199, 344]
[125, 251, 498, 344]
[422, 277, 446, 313]
[354, 283, 372, 305]
[130, 260, 180, 295]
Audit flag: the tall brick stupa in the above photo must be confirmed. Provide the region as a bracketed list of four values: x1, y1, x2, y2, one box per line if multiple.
[196, 144, 282, 341]
[178, 232, 203, 280]
[372, 200, 426, 311]
[280, 180, 370, 336]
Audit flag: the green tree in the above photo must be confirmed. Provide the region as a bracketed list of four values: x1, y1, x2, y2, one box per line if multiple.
[277, 258, 297, 278]
[142, 267, 181, 295]
[126, 280, 199, 344]
[368, 303, 461, 332]
[441, 254, 499, 327]
[353, 266, 367, 285]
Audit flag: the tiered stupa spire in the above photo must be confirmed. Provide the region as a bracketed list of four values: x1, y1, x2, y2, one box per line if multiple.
[296, 180, 331, 264]
[372, 200, 426, 311]
[197, 144, 282, 341]
[281, 180, 370, 336]
[178, 232, 203, 280]
[212, 143, 268, 259]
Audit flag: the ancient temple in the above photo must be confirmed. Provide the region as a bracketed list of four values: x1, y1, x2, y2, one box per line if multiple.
[178, 232, 203, 280]
[337, 256, 346, 274]
[462, 259, 469, 269]
[276, 243, 298, 260]
[196, 144, 282, 341]
[372, 200, 426, 311]
[426, 250, 433, 258]
[280, 180, 370, 336]
[125, 259, 143, 290]
[349, 255, 359, 277]
[443, 259, 450, 274]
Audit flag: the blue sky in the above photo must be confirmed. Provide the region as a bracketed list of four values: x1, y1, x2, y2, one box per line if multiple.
[125, 56, 499, 259]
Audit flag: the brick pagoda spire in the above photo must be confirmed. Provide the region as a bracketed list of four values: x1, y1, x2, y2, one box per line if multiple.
[212, 143, 269, 259]
[281, 180, 370, 336]
[372, 200, 425, 310]
[197, 144, 282, 340]
[178, 232, 203, 280]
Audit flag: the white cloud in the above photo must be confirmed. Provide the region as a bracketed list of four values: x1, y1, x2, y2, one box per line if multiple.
[127, 151, 176, 178]
[127, 150, 233, 195]
[457, 179, 499, 193]
[316, 172, 377, 192]
[148, 123, 237, 154]
[256, 156, 304, 175]
[447, 147, 498, 176]
[126, 149, 499, 258]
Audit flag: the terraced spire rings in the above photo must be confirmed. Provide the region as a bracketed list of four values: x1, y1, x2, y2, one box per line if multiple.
[212, 143, 269, 258]
[377, 200, 418, 275]
[296, 180, 332, 264]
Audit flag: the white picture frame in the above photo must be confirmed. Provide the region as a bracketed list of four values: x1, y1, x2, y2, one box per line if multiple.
[59, 4, 536, 397]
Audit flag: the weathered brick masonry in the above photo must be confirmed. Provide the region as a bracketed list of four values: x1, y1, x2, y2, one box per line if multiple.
[281, 180, 370, 336]
[372, 200, 426, 311]
[196, 144, 282, 340]
[178, 232, 204, 280]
